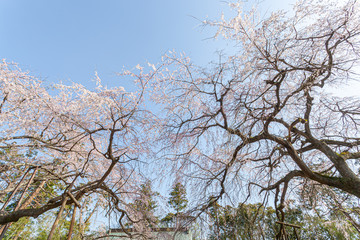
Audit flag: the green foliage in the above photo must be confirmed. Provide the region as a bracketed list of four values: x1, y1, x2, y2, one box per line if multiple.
[161, 182, 188, 227]
[3, 207, 86, 240]
[3, 200, 94, 239]
[208, 203, 274, 240]
[132, 181, 159, 213]
[168, 182, 188, 214]
[129, 180, 160, 228]
[161, 212, 175, 227]
[207, 202, 360, 240]
[3, 217, 33, 240]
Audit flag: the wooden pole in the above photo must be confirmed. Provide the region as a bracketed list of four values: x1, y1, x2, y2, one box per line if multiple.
[66, 205, 77, 240]
[0, 167, 37, 240]
[48, 174, 79, 240]
[0, 168, 31, 211]
[14, 167, 38, 210]
[47, 195, 69, 240]
[21, 180, 46, 209]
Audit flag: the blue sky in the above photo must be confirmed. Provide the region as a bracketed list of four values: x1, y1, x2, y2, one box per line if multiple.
[0, 0, 295, 89]
[0, 0, 227, 88]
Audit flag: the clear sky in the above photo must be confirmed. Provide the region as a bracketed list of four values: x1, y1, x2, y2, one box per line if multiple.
[0, 0, 296, 89]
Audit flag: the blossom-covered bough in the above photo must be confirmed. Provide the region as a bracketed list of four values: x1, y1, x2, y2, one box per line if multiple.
[0, 61, 157, 237]
[1, 0, 360, 237]
[143, 0, 360, 234]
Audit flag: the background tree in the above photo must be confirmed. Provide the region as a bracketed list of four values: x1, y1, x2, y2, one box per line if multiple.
[3, 196, 97, 240]
[207, 202, 360, 240]
[127, 180, 160, 235]
[162, 182, 188, 227]
[168, 182, 188, 214]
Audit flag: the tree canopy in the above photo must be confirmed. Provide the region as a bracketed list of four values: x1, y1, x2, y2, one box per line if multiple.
[1, 0, 360, 238]
[140, 0, 360, 233]
[0, 61, 158, 238]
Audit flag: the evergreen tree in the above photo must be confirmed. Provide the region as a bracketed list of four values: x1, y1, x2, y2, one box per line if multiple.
[130, 180, 159, 228]
[168, 182, 188, 214]
[162, 182, 188, 227]
[207, 202, 360, 240]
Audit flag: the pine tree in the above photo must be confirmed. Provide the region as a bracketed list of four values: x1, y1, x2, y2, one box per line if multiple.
[130, 181, 159, 228]
[168, 182, 188, 214]
[162, 182, 188, 227]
